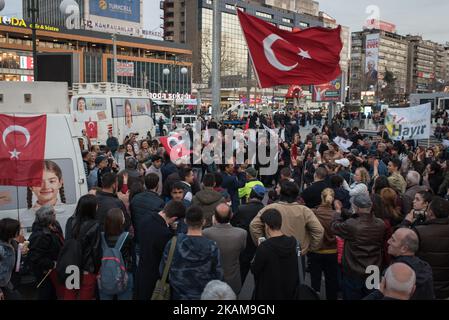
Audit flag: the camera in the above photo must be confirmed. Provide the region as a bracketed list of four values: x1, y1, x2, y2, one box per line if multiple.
[413, 210, 426, 224]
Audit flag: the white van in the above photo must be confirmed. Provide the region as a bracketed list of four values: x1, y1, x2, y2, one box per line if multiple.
[71, 83, 156, 145]
[172, 115, 197, 129]
[0, 82, 87, 237]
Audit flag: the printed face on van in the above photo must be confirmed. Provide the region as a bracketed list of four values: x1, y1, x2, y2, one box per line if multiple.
[31, 168, 63, 208]
[125, 101, 133, 128]
[77, 98, 86, 112]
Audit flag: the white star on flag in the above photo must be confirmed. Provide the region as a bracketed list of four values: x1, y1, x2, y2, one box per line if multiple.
[298, 48, 312, 59]
[9, 149, 21, 159]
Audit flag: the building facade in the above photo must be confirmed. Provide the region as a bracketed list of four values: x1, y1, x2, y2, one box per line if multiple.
[349, 30, 408, 103]
[0, 21, 192, 94]
[251, 0, 320, 16]
[163, 0, 323, 88]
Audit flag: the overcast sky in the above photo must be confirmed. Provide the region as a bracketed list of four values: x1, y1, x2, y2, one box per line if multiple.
[2, 1, 448, 44]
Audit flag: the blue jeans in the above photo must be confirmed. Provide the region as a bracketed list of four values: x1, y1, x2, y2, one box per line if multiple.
[99, 273, 134, 300]
[342, 274, 373, 300]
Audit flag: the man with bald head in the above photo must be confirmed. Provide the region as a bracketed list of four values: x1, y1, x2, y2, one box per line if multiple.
[381, 263, 416, 300]
[203, 203, 247, 295]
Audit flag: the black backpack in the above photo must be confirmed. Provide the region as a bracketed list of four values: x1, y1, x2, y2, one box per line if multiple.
[56, 237, 83, 283]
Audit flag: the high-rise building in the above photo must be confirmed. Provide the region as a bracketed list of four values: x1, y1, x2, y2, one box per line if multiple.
[406, 35, 447, 94]
[163, 0, 323, 88]
[23, 0, 84, 27]
[349, 30, 409, 102]
[250, 0, 319, 16]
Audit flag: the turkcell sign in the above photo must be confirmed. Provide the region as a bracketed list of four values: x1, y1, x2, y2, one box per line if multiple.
[89, 0, 140, 23]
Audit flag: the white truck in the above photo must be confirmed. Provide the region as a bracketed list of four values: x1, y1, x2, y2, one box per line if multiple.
[0, 82, 87, 237]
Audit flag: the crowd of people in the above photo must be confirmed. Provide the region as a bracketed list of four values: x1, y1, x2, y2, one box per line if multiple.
[1, 109, 449, 301]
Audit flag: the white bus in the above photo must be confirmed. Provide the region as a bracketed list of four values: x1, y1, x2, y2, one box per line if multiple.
[70, 82, 156, 145]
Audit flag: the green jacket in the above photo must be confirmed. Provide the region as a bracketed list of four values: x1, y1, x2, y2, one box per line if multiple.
[238, 179, 264, 201]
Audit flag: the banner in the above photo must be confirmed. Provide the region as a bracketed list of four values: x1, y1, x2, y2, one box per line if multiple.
[312, 77, 342, 102]
[333, 136, 353, 152]
[89, 0, 140, 23]
[365, 33, 379, 91]
[116, 62, 134, 77]
[385, 103, 431, 141]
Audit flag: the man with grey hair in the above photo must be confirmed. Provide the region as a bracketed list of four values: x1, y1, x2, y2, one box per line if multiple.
[403, 171, 428, 215]
[380, 263, 416, 300]
[332, 193, 386, 300]
[387, 228, 435, 299]
[201, 280, 237, 300]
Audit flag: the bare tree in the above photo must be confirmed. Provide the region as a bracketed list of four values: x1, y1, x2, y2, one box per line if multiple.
[200, 28, 238, 86]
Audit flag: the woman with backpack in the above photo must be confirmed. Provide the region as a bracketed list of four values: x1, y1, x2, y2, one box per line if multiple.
[28, 206, 64, 300]
[61, 194, 102, 300]
[98, 208, 134, 300]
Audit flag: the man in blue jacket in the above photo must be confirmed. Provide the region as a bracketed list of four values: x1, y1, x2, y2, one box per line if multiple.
[221, 164, 246, 213]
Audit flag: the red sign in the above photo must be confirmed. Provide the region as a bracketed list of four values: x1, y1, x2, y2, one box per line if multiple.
[312, 77, 342, 102]
[286, 85, 304, 99]
[237, 10, 342, 88]
[116, 62, 134, 77]
[85, 121, 98, 139]
[0, 115, 47, 186]
[417, 72, 435, 79]
[364, 19, 397, 33]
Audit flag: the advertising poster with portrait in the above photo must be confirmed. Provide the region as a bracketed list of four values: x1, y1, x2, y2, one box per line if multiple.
[312, 77, 342, 102]
[72, 97, 107, 123]
[111, 97, 152, 137]
[365, 33, 380, 91]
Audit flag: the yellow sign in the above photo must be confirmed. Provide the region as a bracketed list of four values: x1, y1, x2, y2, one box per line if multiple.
[0, 16, 59, 32]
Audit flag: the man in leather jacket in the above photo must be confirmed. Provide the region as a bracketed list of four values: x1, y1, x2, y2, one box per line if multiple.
[331, 193, 386, 300]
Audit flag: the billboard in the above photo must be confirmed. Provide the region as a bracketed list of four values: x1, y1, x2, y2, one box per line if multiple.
[312, 77, 342, 102]
[89, 0, 140, 23]
[365, 33, 380, 91]
[116, 62, 134, 77]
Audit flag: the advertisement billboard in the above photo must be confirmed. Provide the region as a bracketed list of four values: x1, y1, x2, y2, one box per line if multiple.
[312, 77, 342, 102]
[89, 0, 140, 23]
[116, 62, 134, 77]
[365, 33, 380, 91]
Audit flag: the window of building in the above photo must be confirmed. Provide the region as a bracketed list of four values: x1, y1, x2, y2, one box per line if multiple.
[256, 11, 273, 19]
[225, 4, 236, 10]
[206, 0, 212, 4]
[299, 22, 309, 28]
[282, 18, 292, 24]
[279, 25, 293, 31]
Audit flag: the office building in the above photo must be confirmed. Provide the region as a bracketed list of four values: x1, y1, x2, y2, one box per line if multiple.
[251, 0, 319, 16]
[349, 30, 408, 103]
[23, 0, 84, 27]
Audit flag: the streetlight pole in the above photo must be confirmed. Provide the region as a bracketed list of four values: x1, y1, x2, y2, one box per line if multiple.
[112, 34, 118, 84]
[28, 0, 39, 80]
[211, 0, 221, 120]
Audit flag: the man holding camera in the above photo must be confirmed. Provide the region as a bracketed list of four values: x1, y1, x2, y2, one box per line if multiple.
[402, 197, 449, 299]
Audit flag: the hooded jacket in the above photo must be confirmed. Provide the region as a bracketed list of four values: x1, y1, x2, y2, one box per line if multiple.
[159, 233, 223, 300]
[251, 235, 299, 300]
[191, 187, 225, 227]
[0, 240, 15, 288]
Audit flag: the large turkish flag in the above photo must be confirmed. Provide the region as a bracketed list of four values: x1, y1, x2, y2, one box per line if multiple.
[0, 115, 47, 187]
[237, 10, 343, 88]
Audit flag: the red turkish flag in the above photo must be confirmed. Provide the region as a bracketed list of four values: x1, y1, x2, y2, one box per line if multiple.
[237, 10, 343, 88]
[0, 115, 47, 187]
[85, 121, 98, 139]
[159, 133, 191, 161]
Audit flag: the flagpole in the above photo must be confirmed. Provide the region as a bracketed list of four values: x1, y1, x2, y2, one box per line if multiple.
[211, 0, 222, 120]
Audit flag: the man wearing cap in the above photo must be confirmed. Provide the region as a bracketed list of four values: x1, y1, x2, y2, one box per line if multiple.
[238, 167, 264, 204]
[87, 154, 109, 190]
[331, 193, 386, 300]
[335, 158, 351, 184]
